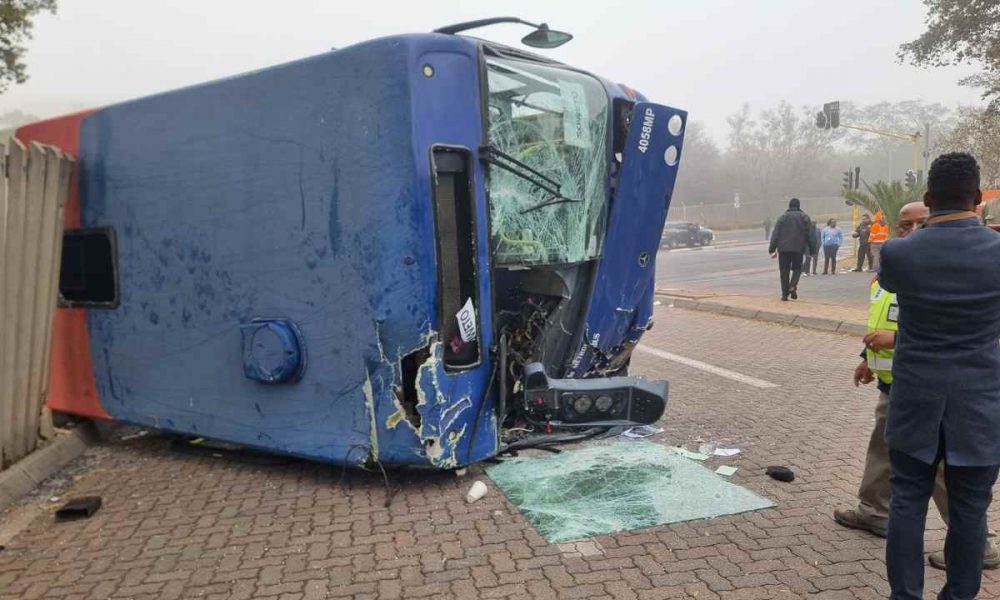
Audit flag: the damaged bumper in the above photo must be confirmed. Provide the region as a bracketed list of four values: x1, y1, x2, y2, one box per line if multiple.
[520, 362, 667, 428]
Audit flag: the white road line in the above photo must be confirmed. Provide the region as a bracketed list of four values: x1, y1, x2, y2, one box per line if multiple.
[634, 345, 780, 389]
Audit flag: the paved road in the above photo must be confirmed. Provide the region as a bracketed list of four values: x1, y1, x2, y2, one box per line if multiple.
[4, 308, 997, 599]
[656, 240, 870, 311]
[712, 229, 770, 246]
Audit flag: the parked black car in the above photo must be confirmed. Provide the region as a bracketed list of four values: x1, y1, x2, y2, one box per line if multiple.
[662, 221, 714, 248]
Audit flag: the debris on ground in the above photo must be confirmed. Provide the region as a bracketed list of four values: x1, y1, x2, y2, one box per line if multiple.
[620, 425, 663, 439]
[765, 466, 795, 482]
[466, 481, 488, 503]
[54, 496, 102, 522]
[671, 447, 709, 461]
[715, 465, 738, 476]
[713, 448, 741, 457]
[487, 441, 772, 542]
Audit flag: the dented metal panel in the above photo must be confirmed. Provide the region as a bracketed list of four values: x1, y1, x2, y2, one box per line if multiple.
[568, 102, 687, 377]
[36, 31, 682, 468]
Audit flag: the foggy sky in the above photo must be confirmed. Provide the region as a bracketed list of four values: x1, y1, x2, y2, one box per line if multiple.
[2, 0, 982, 142]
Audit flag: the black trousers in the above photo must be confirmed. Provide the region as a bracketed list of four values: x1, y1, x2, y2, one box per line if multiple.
[823, 245, 839, 273]
[803, 253, 818, 274]
[856, 242, 873, 271]
[887, 449, 1000, 600]
[777, 251, 803, 297]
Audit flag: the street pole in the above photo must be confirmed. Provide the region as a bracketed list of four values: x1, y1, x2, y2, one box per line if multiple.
[839, 123, 922, 174]
[923, 122, 931, 179]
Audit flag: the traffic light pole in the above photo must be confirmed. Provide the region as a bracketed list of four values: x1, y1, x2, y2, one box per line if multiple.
[838, 123, 923, 173]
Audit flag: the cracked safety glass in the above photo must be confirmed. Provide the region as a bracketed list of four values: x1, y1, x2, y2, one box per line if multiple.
[486, 441, 773, 543]
[485, 57, 610, 266]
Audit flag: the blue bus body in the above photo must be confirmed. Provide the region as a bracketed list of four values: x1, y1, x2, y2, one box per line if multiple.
[30, 33, 686, 468]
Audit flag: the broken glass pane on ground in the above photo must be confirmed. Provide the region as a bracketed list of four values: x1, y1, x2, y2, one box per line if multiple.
[486, 440, 773, 543]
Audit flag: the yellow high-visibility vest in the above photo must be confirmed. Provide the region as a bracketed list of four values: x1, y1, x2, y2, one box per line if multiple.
[866, 278, 897, 384]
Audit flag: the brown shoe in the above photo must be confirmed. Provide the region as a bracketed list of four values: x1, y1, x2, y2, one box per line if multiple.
[928, 535, 1000, 571]
[833, 507, 887, 538]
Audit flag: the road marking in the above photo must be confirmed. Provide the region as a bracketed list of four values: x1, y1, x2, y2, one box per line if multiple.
[634, 345, 779, 389]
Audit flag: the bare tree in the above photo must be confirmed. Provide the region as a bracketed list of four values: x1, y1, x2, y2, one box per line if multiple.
[672, 121, 727, 207]
[936, 107, 1000, 188]
[723, 102, 839, 213]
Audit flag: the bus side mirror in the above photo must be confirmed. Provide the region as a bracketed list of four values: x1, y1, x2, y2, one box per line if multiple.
[521, 25, 573, 49]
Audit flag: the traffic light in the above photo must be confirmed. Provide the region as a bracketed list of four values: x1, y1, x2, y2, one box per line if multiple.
[843, 170, 853, 192]
[854, 166, 861, 190]
[905, 170, 916, 188]
[817, 101, 840, 130]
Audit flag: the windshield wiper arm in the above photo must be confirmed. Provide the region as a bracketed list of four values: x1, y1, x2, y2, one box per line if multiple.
[520, 195, 580, 214]
[480, 145, 580, 214]
[481, 145, 560, 191]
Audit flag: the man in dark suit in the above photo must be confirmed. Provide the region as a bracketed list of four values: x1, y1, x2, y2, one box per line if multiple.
[879, 152, 1000, 599]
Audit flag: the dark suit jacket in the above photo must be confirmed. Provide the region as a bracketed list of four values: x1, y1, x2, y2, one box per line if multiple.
[880, 213, 1000, 466]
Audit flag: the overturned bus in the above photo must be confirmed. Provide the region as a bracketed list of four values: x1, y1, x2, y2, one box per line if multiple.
[19, 22, 686, 469]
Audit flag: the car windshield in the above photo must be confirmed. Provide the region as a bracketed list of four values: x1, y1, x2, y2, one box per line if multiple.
[485, 56, 610, 266]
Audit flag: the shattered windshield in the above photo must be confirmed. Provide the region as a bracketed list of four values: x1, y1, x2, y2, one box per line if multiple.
[485, 57, 610, 266]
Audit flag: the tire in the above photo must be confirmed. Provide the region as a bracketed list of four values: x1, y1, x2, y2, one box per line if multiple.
[701, 235, 712, 246]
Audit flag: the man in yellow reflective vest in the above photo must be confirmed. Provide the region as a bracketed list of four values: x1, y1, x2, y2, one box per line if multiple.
[833, 201, 999, 570]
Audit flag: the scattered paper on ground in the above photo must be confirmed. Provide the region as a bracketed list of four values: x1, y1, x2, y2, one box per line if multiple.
[715, 465, 739, 476]
[714, 448, 741, 457]
[486, 441, 773, 543]
[621, 425, 663, 439]
[671, 447, 709, 461]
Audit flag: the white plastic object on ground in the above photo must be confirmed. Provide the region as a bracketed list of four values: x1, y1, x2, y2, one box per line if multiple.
[466, 481, 488, 503]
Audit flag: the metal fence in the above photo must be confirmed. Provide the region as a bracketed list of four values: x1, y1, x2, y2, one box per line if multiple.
[672, 196, 855, 230]
[0, 139, 75, 470]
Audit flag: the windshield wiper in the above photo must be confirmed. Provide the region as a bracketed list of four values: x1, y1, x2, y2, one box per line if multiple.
[480, 146, 580, 214]
[520, 196, 580, 214]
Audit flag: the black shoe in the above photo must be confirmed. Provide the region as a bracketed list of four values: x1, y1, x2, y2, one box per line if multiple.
[852, 269, 862, 272]
[790, 289, 798, 300]
[781, 296, 788, 301]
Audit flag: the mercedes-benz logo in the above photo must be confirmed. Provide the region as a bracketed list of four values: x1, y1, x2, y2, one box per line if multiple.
[638, 252, 650, 267]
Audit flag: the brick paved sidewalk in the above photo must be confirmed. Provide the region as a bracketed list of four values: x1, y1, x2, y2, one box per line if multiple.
[2, 308, 999, 599]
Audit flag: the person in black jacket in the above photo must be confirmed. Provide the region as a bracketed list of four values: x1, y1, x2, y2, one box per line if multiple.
[803, 220, 820, 276]
[768, 198, 812, 300]
[852, 214, 874, 272]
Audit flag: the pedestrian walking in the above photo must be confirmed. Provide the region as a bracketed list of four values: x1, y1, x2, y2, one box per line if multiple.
[853, 214, 873, 272]
[767, 198, 811, 301]
[833, 200, 999, 571]
[821, 218, 843, 275]
[879, 153, 1000, 599]
[763, 216, 772, 241]
[869, 211, 888, 270]
[802, 219, 820, 276]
